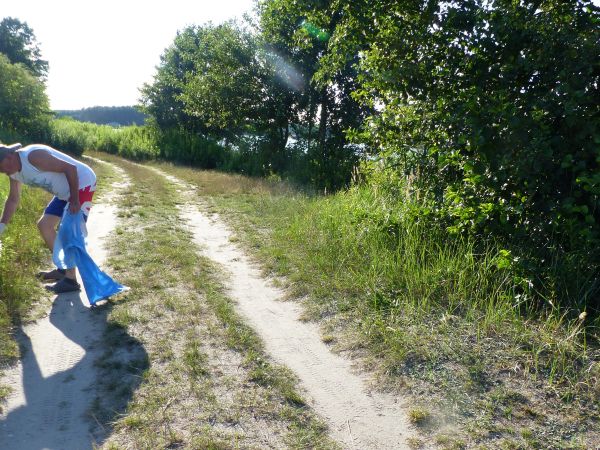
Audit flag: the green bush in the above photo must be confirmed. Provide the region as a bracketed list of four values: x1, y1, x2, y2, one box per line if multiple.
[332, 1, 600, 314]
[0, 54, 50, 140]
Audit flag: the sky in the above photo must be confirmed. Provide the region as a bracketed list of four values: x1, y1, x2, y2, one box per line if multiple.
[4, 1, 600, 110]
[2, 0, 255, 110]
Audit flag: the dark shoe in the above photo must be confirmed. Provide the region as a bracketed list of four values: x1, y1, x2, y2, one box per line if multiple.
[47, 277, 80, 293]
[37, 268, 66, 281]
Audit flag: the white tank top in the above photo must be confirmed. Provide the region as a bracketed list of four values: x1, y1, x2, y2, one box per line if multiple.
[9, 145, 96, 200]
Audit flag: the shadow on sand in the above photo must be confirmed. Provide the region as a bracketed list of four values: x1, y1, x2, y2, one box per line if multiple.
[0, 290, 148, 450]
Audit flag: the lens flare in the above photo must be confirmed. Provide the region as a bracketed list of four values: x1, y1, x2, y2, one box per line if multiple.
[267, 52, 305, 92]
[301, 20, 330, 42]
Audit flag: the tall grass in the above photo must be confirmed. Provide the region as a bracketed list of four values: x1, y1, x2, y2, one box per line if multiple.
[45, 118, 327, 186]
[0, 129, 25, 147]
[45, 118, 159, 159]
[0, 179, 50, 363]
[279, 185, 597, 383]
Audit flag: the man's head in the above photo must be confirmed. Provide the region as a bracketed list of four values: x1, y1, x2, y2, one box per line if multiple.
[0, 143, 22, 175]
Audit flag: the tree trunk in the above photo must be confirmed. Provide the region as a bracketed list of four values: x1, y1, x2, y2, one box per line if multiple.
[318, 89, 328, 158]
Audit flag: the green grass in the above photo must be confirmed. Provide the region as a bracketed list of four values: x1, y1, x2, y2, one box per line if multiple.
[93, 155, 337, 449]
[0, 179, 50, 363]
[408, 407, 431, 426]
[153, 161, 600, 449]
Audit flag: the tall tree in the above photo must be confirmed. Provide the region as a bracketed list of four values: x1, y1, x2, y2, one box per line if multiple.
[139, 26, 203, 133]
[178, 23, 267, 139]
[179, 22, 297, 170]
[141, 22, 299, 173]
[259, 0, 371, 189]
[0, 53, 50, 136]
[0, 17, 48, 79]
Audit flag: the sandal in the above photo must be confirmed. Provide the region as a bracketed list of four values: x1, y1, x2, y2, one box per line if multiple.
[37, 268, 66, 281]
[47, 277, 80, 293]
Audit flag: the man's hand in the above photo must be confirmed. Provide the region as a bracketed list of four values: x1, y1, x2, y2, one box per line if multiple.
[68, 198, 81, 214]
[0, 223, 6, 237]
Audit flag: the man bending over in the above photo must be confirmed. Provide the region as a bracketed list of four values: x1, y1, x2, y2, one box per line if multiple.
[0, 142, 96, 293]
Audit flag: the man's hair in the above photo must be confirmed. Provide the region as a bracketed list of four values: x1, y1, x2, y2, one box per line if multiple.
[0, 143, 22, 162]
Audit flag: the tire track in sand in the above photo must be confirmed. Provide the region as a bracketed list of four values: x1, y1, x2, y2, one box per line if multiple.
[0, 161, 129, 450]
[154, 167, 414, 450]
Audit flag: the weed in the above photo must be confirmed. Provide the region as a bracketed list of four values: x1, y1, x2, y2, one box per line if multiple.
[407, 437, 424, 449]
[409, 407, 431, 426]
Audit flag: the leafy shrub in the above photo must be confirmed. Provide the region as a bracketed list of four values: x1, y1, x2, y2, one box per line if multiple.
[334, 1, 600, 313]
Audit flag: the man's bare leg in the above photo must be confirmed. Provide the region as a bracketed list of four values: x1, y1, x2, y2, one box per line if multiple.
[37, 214, 59, 250]
[37, 214, 76, 280]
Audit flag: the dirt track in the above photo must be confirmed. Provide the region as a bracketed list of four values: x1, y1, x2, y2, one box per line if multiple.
[0, 159, 413, 449]
[155, 167, 413, 449]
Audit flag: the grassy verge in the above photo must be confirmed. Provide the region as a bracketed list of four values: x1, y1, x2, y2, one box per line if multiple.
[93, 155, 336, 449]
[0, 180, 49, 365]
[152, 161, 600, 449]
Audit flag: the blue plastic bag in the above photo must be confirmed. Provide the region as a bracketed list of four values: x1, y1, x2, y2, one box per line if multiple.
[53, 210, 127, 305]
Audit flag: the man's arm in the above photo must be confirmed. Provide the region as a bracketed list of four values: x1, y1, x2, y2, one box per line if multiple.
[28, 149, 80, 213]
[0, 178, 22, 235]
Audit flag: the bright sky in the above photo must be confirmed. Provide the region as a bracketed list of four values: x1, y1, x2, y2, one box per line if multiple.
[2, 0, 255, 110]
[4, 1, 600, 110]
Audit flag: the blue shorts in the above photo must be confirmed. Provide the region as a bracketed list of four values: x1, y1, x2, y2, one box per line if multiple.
[44, 197, 89, 222]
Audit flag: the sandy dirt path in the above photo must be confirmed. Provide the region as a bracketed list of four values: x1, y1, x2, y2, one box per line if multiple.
[155, 168, 414, 450]
[0, 163, 128, 450]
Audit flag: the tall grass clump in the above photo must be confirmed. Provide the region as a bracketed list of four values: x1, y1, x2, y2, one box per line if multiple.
[156, 128, 228, 167]
[0, 179, 50, 363]
[45, 117, 98, 155]
[260, 180, 598, 399]
[280, 185, 519, 321]
[115, 126, 159, 160]
[46, 117, 158, 160]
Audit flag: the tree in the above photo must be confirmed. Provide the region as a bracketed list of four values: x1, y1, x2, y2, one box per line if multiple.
[141, 22, 298, 174]
[0, 17, 48, 79]
[0, 53, 50, 136]
[179, 22, 268, 140]
[258, 0, 371, 189]
[139, 26, 202, 133]
[320, 0, 600, 307]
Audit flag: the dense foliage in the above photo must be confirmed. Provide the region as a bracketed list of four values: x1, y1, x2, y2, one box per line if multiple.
[0, 53, 49, 140]
[0, 17, 48, 80]
[315, 0, 600, 310]
[0, 17, 50, 141]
